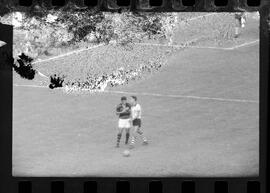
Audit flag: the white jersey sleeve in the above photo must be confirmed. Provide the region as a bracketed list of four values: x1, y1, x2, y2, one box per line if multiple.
[137, 104, 142, 119]
[131, 104, 142, 119]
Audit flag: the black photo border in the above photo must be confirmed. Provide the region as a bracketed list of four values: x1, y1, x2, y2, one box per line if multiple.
[0, 0, 268, 192]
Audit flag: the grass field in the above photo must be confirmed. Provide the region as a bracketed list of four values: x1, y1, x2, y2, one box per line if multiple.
[13, 13, 259, 177]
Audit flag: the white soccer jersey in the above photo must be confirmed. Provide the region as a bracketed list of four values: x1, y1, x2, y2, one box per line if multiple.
[131, 103, 142, 119]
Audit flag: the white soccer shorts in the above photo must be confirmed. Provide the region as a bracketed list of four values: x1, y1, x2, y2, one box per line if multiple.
[118, 118, 131, 128]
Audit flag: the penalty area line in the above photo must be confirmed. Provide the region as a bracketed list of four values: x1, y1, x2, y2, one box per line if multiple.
[13, 84, 258, 104]
[226, 39, 259, 50]
[134, 42, 231, 50]
[137, 39, 259, 51]
[13, 84, 48, 88]
[185, 39, 259, 50]
[104, 90, 259, 104]
[182, 13, 218, 22]
[32, 43, 106, 64]
[37, 71, 49, 78]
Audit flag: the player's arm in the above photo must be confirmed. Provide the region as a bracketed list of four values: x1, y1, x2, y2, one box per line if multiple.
[136, 105, 142, 119]
[116, 105, 121, 115]
[116, 105, 125, 115]
[138, 105, 142, 118]
[126, 104, 131, 113]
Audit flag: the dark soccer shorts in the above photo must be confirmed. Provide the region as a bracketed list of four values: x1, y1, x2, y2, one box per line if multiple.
[133, 118, 141, 127]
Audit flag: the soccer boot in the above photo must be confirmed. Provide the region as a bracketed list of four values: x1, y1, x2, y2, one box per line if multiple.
[142, 140, 148, 145]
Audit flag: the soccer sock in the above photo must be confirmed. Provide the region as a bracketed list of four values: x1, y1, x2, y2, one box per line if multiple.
[141, 134, 147, 142]
[142, 136, 147, 142]
[117, 133, 122, 145]
[137, 130, 147, 141]
[131, 136, 135, 144]
[125, 132, 130, 144]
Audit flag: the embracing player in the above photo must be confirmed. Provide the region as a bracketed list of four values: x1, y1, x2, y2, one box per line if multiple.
[234, 12, 247, 38]
[115, 96, 132, 148]
[129, 96, 148, 149]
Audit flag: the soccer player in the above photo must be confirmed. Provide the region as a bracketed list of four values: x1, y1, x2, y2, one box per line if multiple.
[115, 96, 132, 148]
[234, 12, 247, 38]
[130, 96, 148, 148]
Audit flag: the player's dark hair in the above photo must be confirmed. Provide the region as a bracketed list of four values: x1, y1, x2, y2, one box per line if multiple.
[121, 96, 127, 101]
[131, 96, 137, 101]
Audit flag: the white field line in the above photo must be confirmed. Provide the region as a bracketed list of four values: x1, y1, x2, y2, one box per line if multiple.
[13, 84, 48, 88]
[105, 90, 259, 103]
[37, 71, 49, 78]
[188, 46, 231, 50]
[135, 39, 259, 50]
[134, 36, 202, 48]
[13, 84, 258, 104]
[134, 42, 232, 50]
[225, 39, 259, 50]
[181, 13, 217, 22]
[32, 43, 106, 64]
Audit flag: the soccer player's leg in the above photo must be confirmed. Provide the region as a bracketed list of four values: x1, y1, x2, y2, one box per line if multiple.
[234, 13, 243, 38]
[234, 18, 241, 38]
[125, 127, 130, 145]
[135, 119, 148, 145]
[116, 119, 124, 148]
[129, 125, 137, 149]
[116, 127, 123, 148]
[241, 15, 246, 28]
[137, 127, 148, 145]
[124, 119, 132, 145]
